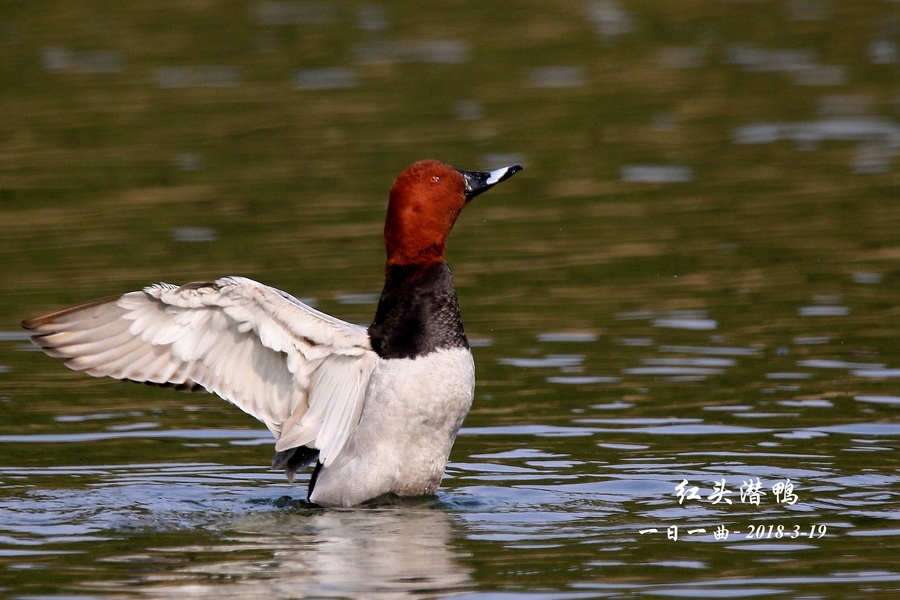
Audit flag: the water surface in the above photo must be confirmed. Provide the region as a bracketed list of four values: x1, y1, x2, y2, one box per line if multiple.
[2, 1, 900, 598]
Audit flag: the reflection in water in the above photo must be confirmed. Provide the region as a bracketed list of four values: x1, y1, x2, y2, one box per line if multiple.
[0, 463, 471, 599]
[110, 508, 471, 599]
[5, 277, 900, 597]
[0, 393, 899, 598]
[3, 0, 900, 596]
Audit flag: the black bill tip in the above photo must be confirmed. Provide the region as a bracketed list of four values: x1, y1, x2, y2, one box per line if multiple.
[457, 164, 523, 200]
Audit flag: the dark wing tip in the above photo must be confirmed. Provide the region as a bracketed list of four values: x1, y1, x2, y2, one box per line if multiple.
[136, 379, 209, 393]
[21, 294, 125, 331]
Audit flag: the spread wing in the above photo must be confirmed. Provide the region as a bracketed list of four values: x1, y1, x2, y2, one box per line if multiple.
[22, 276, 379, 466]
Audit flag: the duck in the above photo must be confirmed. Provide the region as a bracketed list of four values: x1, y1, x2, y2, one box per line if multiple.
[22, 160, 523, 507]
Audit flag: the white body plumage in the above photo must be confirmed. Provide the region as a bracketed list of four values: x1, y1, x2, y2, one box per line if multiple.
[310, 347, 475, 507]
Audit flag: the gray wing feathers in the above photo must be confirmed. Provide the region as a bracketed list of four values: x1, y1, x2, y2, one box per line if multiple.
[274, 351, 379, 465]
[23, 277, 378, 459]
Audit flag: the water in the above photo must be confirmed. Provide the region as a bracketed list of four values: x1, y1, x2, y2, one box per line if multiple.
[2, 1, 900, 598]
[3, 311, 899, 597]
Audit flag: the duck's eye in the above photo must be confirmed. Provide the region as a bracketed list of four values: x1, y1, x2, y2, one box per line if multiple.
[430, 175, 441, 184]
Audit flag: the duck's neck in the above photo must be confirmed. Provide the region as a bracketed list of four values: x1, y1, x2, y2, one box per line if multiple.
[368, 261, 469, 360]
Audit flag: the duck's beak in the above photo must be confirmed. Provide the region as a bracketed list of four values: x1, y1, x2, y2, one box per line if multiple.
[457, 164, 523, 201]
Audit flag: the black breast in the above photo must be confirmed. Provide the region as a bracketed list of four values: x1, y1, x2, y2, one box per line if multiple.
[368, 261, 469, 359]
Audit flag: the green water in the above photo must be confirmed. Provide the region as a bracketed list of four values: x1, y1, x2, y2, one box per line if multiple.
[1, 1, 899, 598]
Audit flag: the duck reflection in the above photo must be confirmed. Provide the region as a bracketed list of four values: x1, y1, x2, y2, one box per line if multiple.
[131, 505, 472, 599]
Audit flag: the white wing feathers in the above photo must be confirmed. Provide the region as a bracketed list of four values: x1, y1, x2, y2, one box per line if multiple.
[23, 276, 379, 466]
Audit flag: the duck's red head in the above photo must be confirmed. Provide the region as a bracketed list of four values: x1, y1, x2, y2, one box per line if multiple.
[384, 160, 522, 267]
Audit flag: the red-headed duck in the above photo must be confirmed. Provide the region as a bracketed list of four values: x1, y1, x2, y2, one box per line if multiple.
[22, 160, 523, 507]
